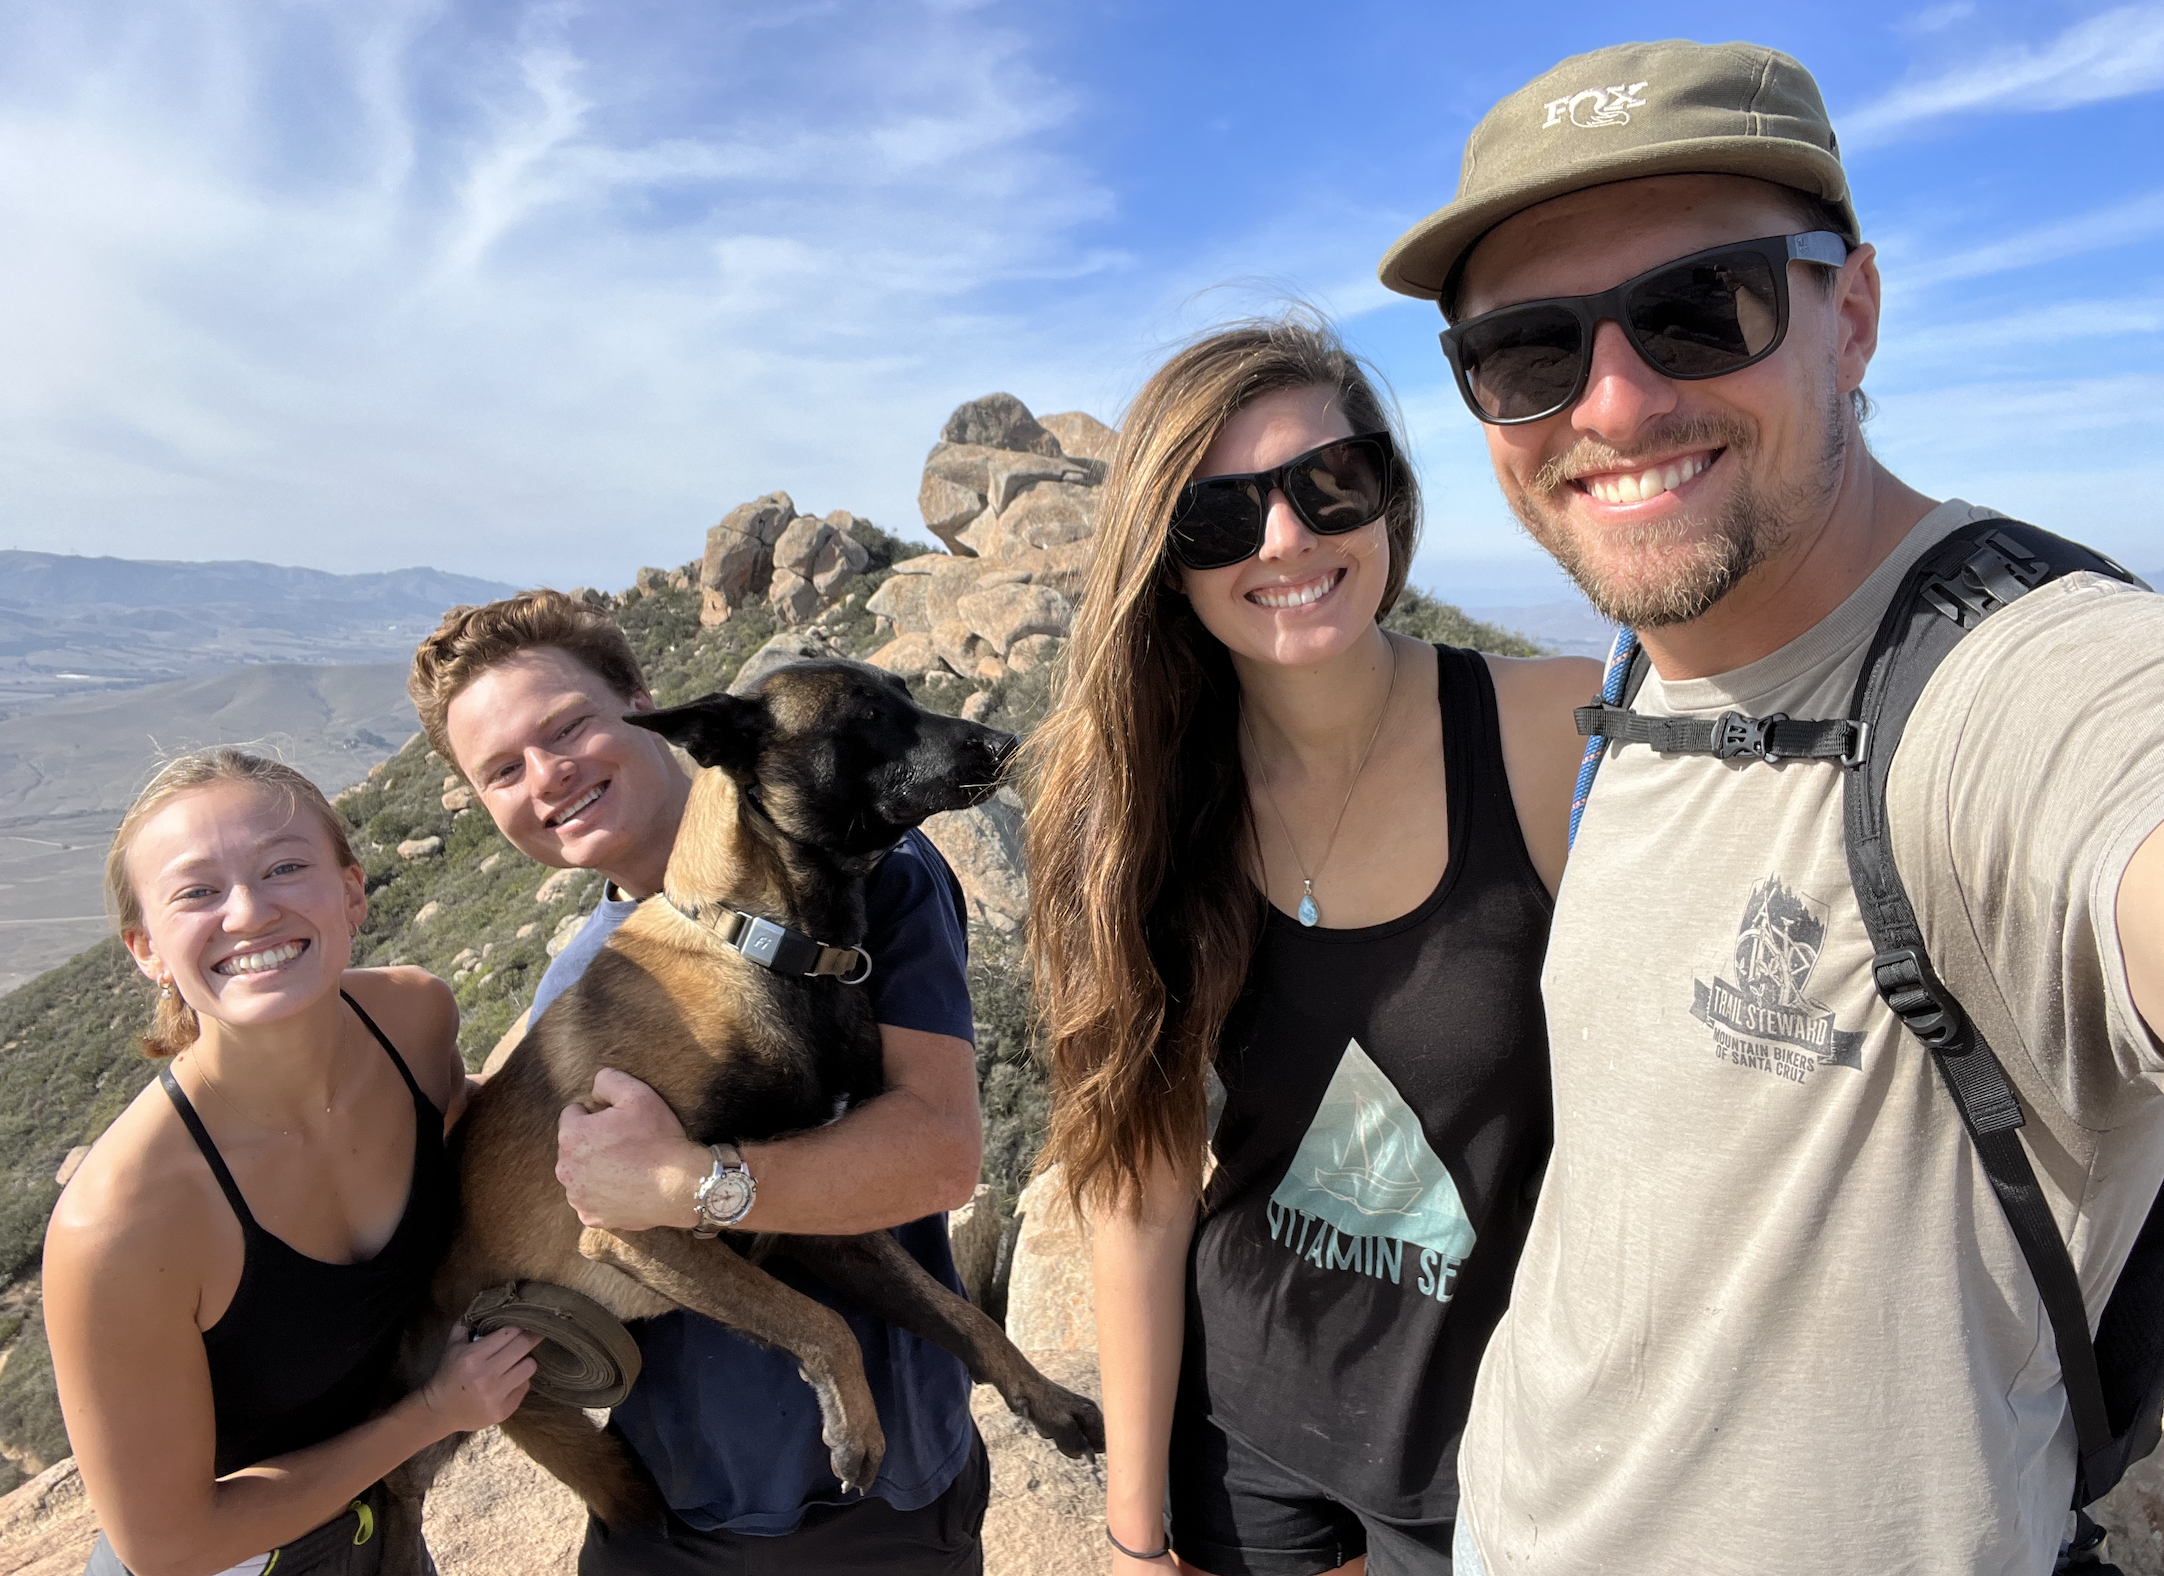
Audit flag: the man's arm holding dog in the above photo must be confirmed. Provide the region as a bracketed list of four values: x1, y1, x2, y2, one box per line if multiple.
[556, 1024, 984, 1234]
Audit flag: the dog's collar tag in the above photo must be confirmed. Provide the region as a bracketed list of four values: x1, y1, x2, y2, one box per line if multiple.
[739, 915, 787, 966]
[663, 894, 874, 985]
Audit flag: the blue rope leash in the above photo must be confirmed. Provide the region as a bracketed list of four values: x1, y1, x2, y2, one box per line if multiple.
[1568, 625, 1639, 849]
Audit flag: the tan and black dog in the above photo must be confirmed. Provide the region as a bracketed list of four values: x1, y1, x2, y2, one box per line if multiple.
[383, 659, 1102, 1559]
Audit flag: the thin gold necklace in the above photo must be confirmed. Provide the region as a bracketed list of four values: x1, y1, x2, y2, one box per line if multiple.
[1242, 637, 1399, 928]
[187, 1042, 342, 1137]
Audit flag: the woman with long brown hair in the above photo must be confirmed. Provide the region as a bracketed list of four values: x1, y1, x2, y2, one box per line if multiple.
[1025, 316, 1596, 1574]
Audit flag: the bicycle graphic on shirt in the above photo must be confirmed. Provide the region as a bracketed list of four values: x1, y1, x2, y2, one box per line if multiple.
[1690, 876, 1867, 1077]
[1732, 882, 1826, 1007]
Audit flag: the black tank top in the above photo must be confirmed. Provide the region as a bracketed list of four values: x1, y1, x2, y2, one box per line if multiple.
[1185, 644, 1555, 1521]
[159, 991, 458, 1477]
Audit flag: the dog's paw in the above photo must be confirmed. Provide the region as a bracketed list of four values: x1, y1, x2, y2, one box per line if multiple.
[829, 1434, 885, 1496]
[1011, 1382, 1106, 1458]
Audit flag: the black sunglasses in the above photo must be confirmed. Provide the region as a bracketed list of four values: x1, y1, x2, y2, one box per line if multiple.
[1439, 231, 1849, 425]
[1168, 431, 1398, 571]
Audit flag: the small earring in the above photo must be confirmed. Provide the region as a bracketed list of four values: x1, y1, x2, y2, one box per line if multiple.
[159, 979, 172, 1000]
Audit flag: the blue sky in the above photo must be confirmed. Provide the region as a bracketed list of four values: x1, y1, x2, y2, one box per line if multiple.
[1, 0, 2159, 602]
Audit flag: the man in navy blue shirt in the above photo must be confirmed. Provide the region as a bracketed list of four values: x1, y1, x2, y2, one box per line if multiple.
[409, 590, 989, 1575]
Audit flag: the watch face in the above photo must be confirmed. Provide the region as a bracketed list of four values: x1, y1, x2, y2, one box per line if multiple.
[705, 1171, 755, 1223]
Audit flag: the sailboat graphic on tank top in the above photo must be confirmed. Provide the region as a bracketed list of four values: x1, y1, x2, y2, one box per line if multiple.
[1266, 1039, 1476, 1303]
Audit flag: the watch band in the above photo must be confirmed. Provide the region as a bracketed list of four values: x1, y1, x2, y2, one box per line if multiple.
[690, 1142, 757, 1239]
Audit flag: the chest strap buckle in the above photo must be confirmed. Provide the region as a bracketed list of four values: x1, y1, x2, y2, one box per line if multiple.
[1712, 711, 1788, 762]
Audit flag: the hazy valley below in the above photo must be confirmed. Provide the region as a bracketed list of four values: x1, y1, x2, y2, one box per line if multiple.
[0, 662, 420, 992]
[0, 552, 521, 991]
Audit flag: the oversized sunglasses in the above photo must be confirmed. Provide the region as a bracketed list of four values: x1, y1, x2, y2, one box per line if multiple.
[1439, 231, 1849, 425]
[1168, 431, 1398, 571]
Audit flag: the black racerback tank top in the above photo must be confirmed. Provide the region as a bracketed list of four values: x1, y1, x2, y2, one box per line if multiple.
[1184, 644, 1555, 1522]
[159, 990, 458, 1477]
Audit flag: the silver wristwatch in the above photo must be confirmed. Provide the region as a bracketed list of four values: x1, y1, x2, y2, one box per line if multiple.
[690, 1143, 756, 1239]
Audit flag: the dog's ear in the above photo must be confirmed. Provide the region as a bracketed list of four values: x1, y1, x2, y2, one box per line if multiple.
[625, 692, 770, 776]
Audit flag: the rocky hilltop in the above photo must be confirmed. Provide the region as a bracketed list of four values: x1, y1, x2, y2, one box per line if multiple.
[0, 392, 1557, 1574]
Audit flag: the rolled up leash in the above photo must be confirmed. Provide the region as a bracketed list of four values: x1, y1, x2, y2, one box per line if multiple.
[464, 1280, 644, 1408]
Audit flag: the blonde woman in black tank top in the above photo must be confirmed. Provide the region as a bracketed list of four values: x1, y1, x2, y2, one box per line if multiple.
[43, 750, 542, 1576]
[1024, 320, 1599, 1575]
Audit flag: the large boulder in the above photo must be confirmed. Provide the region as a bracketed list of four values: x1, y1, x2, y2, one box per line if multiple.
[768, 515, 872, 623]
[968, 482, 1099, 560]
[923, 558, 995, 631]
[1006, 634, 1061, 676]
[812, 513, 873, 595]
[1005, 1165, 1097, 1354]
[701, 492, 797, 625]
[867, 633, 946, 681]
[948, 1183, 1004, 1309]
[865, 572, 933, 635]
[958, 582, 1073, 657]
[941, 392, 1061, 457]
[932, 619, 1002, 685]
[731, 631, 836, 694]
[922, 790, 1028, 933]
[918, 397, 1107, 556]
[984, 453, 1104, 515]
[919, 472, 990, 554]
[1038, 411, 1119, 463]
[1001, 539, 1095, 602]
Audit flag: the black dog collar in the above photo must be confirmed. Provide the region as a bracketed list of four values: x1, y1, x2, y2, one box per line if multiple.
[663, 893, 873, 985]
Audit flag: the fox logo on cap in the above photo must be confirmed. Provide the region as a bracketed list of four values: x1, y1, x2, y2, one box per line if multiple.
[1542, 81, 1650, 129]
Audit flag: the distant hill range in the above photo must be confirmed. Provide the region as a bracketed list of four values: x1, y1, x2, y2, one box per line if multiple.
[0, 662, 420, 994]
[0, 551, 515, 716]
[0, 549, 511, 991]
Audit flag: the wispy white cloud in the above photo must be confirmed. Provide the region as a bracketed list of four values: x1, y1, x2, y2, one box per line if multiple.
[1899, 2, 1978, 35]
[0, 0, 1127, 583]
[1843, 4, 2164, 148]
[1882, 190, 2164, 287]
[1869, 373, 2164, 569]
[1877, 295, 2164, 365]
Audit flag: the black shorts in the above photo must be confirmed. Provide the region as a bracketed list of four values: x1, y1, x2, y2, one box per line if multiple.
[577, 1427, 990, 1576]
[1168, 1410, 1452, 1576]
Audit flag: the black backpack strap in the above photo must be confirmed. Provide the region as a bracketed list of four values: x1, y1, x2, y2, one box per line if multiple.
[1842, 517, 2145, 1503]
[1575, 702, 1864, 764]
[1574, 637, 1867, 766]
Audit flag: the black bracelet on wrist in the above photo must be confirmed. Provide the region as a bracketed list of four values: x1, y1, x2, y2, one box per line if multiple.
[1106, 1524, 1172, 1561]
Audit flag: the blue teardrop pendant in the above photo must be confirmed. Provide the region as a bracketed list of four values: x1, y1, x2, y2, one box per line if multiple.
[1297, 884, 1320, 927]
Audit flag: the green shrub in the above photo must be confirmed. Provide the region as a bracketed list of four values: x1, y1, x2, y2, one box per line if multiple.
[0, 940, 159, 1282]
[968, 928, 1047, 1208]
[0, 1306, 67, 1473]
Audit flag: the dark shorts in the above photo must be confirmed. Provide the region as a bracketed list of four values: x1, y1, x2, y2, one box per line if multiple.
[84, 1482, 408, 1576]
[1169, 1411, 1452, 1576]
[577, 1427, 990, 1576]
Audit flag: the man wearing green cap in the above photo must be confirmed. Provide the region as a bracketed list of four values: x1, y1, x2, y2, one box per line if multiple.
[1378, 38, 2164, 1575]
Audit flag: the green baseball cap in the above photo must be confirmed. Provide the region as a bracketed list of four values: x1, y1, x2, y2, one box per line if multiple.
[1378, 39, 1859, 306]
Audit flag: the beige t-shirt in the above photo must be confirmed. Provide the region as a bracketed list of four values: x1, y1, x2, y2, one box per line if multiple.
[1457, 502, 2164, 1575]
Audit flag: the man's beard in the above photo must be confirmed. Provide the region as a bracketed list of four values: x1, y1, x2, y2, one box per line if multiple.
[1504, 400, 1847, 629]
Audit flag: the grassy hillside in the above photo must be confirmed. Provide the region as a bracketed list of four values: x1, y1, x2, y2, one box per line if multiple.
[0, 529, 1541, 1489]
